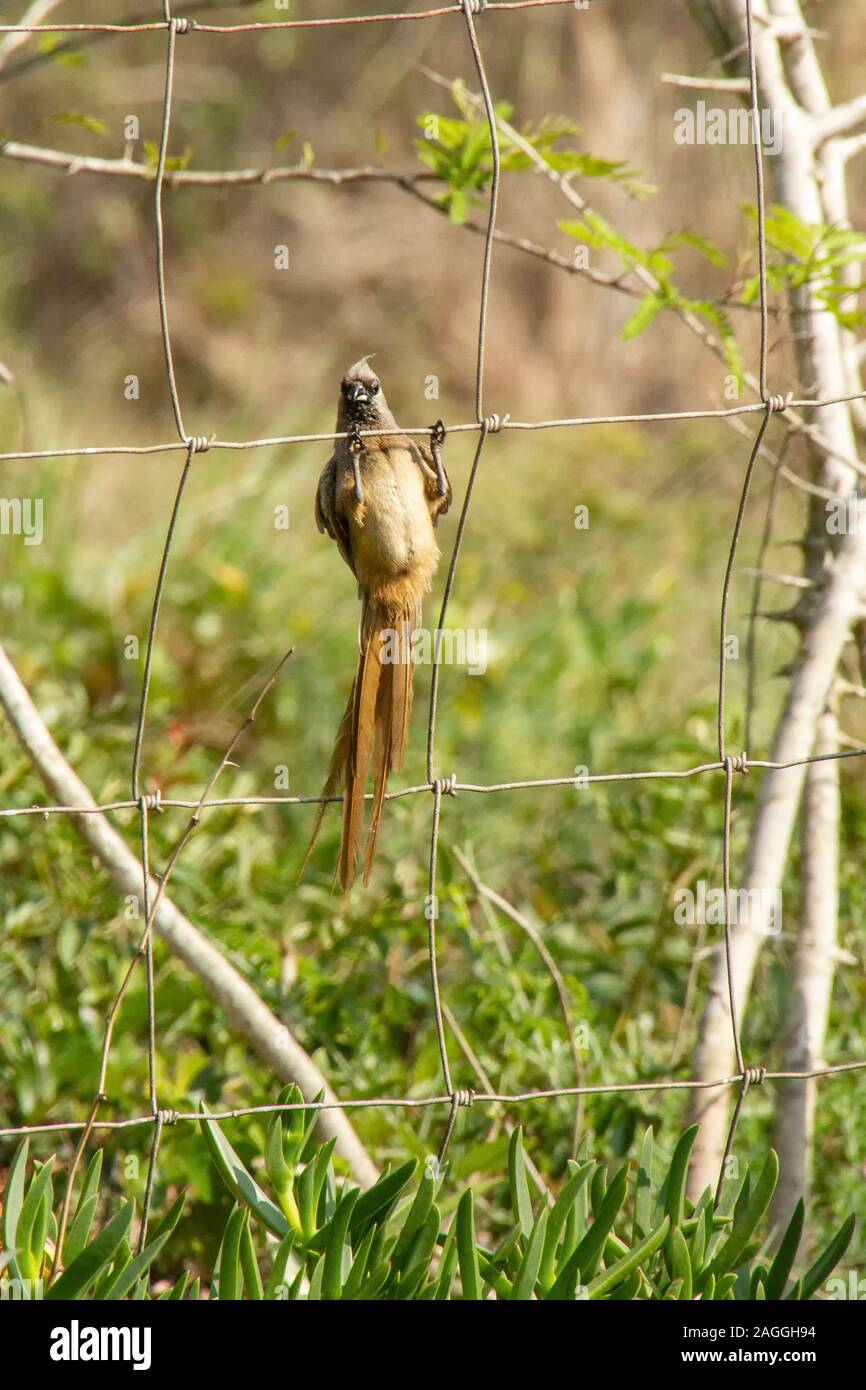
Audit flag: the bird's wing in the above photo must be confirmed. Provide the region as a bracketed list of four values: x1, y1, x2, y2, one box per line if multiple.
[316, 454, 356, 575]
[409, 440, 452, 523]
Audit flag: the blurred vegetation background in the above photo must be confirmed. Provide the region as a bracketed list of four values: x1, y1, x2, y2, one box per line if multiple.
[1, 0, 865, 1284]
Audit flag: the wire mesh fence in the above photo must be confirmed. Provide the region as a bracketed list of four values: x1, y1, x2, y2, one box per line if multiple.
[2, 0, 866, 1262]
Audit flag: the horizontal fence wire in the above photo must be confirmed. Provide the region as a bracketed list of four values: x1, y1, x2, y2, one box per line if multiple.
[0, 1, 584, 36]
[1, 0, 865, 1258]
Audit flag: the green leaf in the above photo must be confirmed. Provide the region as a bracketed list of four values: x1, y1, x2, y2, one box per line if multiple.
[547, 1245, 581, 1300]
[142, 139, 194, 174]
[46, 1201, 135, 1301]
[96, 1225, 174, 1301]
[666, 1224, 692, 1300]
[322, 1187, 359, 1301]
[706, 1150, 778, 1278]
[572, 1165, 629, 1283]
[796, 1214, 856, 1301]
[265, 1109, 292, 1193]
[435, 1228, 459, 1300]
[633, 1128, 654, 1243]
[264, 1092, 304, 1230]
[686, 1194, 712, 1276]
[764, 1198, 804, 1300]
[621, 292, 666, 340]
[199, 1104, 289, 1239]
[94, 1242, 130, 1300]
[508, 1129, 535, 1237]
[164, 1271, 189, 1300]
[240, 1222, 264, 1300]
[297, 1137, 336, 1241]
[587, 1216, 670, 1300]
[64, 1150, 103, 1273]
[264, 1230, 297, 1300]
[65, 1195, 99, 1268]
[662, 1125, 699, 1230]
[216, 1205, 246, 1301]
[349, 1159, 416, 1242]
[391, 1207, 441, 1298]
[15, 1156, 55, 1283]
[455, 1191, 481, 1301]
[510, 1210, 548, 1300]
[685, 298, 744, 387]
[558, 211, 644, 266]
[390, 1169, 437, 1273]
[2, 1139, 29, 1262]
[146, 1192, 186, 1248]
[46, 111, 108, 137]
[341, 1223, 379, 1301]
[661, 231, 727, 268]
[299, 1089, 328, 1163]
[539, 1162, 592, 1289]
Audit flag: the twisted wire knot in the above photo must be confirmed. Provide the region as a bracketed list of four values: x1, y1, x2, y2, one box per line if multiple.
[765, 392, 792, 415]
[483, 413, 509, 434]
[452, 1088, 475, 1108]
[173, 17, 195, 34]
[464, 0, 488, 14]
[742, 1067, 766, 1087]
[185, 434, 214, 454]
[729, 751, 750, 776]
[139, 789, 164, 813]
[158, 1108, 180, 1125]
[432, 773, 458, 797]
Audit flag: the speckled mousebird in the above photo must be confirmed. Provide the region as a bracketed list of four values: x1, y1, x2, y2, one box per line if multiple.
[300, 359, 452, 888]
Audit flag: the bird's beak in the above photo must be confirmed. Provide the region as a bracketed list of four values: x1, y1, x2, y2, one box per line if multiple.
[347, 381, 368, 405]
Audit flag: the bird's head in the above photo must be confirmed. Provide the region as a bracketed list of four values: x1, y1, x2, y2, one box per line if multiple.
[338, 358, 391, 429]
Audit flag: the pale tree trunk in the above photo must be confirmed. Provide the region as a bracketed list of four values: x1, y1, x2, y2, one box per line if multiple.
[684, 0, 865, 1198]
[770, 705, 840, 1237]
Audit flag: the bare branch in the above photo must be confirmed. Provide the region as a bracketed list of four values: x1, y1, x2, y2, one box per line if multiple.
[815, 94, 866, 146]
[0, 139, 439, 190]
[661, 72, 750, 91]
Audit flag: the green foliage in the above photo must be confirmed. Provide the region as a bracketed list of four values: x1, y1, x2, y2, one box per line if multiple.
[413, 89, 865, 387]
[142, 141, 195, 175]
[42, 111, 108, 138]
[0, 1137, 185, 1300]
[1, 1120, 854, 1299]
[416, 83, 650, 224]
[559, 212, 743, 385]
[742, 203, 866, 330]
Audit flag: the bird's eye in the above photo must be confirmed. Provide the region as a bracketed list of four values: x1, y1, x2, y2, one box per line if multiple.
[369, 378, 380, 395]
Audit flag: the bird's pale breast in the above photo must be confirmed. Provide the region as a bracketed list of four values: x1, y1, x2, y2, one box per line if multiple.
[349, 447, 437, 586]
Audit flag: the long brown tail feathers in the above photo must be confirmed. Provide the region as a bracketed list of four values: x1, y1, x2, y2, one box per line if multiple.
[300, 605, 414, 889]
